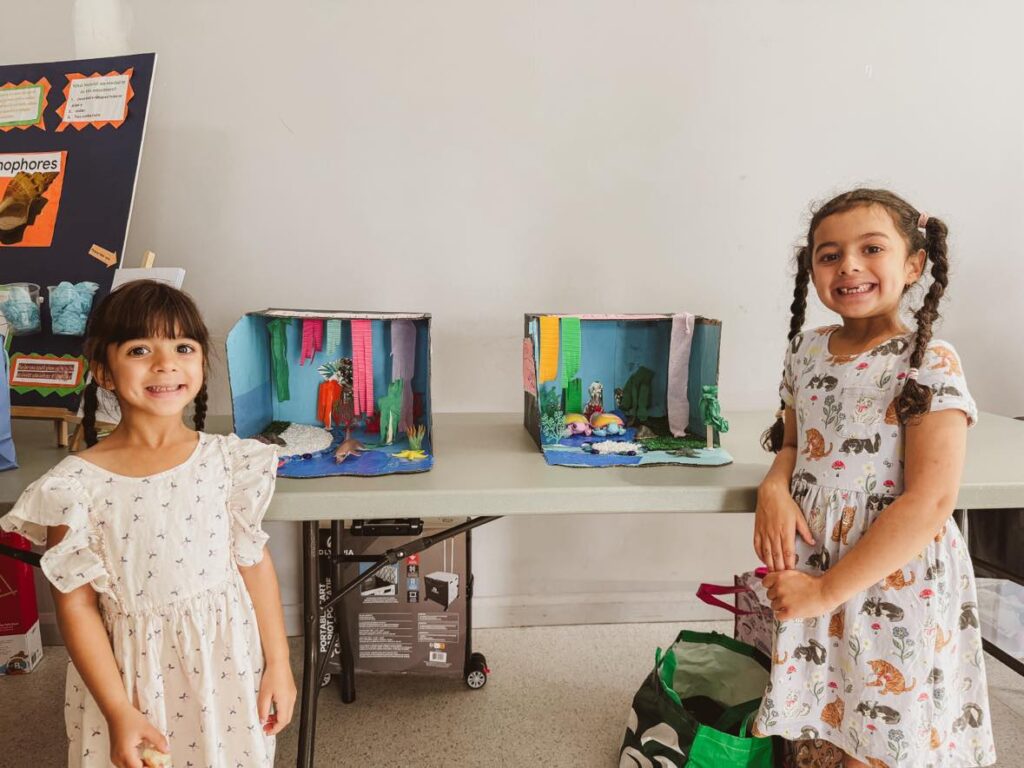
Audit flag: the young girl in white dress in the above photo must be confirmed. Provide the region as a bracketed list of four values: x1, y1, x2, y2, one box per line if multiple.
[1, 280, 296, 768]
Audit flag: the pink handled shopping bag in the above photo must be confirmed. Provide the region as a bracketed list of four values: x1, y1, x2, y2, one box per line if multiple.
[696, 568, 773, 657]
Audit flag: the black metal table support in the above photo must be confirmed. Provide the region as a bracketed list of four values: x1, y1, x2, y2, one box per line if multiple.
[294, 515, 501, 768]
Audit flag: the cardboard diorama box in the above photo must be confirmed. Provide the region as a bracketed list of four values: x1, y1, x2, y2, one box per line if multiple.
[228, 310, 433, 478]
[523, 313, 732, 467]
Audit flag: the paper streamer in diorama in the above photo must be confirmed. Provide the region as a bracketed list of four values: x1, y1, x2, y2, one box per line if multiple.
[560, 316, 582, 413]
[390, 319, 416, 432]
[538, 315, 560, 383]
[351, 319, 374, 417]
[667, 312, 695, 437]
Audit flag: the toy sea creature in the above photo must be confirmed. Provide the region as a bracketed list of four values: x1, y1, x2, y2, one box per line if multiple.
[334, 427, 366, 463]
[584, 381, 604, 419]
[407, 424, 427, 451]
[563, 413, 592, 437]
[394, 449, 428, 461]
[590, 412, 626, 437]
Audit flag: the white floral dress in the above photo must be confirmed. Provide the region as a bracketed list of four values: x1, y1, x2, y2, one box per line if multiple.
[0, 433, 279, 768]
[752, 326, 996, 768]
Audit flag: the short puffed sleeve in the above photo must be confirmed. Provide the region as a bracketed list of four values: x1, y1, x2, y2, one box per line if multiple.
[779, 331, 805, 408]
[0, 472, 109, 594]
[223, 434, 279, 566]
[914, 340, 978, 427]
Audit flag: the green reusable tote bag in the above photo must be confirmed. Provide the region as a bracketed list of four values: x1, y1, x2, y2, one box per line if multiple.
[619, 630, 775, 768]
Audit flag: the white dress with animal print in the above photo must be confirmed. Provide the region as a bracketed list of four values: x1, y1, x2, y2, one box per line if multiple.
[752, 326, 995, 768]
[0, 433, 278, 768]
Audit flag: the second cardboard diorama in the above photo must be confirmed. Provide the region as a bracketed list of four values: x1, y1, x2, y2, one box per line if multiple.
[228, 310, 432, 478]
[523, 313, 732, 467]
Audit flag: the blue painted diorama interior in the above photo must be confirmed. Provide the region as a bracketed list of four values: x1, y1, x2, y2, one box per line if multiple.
[528, 316, 731, 468]
[227, 313, 432, 478]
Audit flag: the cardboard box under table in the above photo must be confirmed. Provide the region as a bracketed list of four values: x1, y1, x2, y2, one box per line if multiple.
[227, 310, 433, 478]
[523, 313, 732, 467]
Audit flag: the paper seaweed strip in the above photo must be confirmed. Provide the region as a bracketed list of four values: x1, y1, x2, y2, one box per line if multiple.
[300, 319, 323, 365]
[390, 319, 416, 432]
[538, 315, 560, 383]
[351, 319, 374, 417]
[266, 317, 291, 402]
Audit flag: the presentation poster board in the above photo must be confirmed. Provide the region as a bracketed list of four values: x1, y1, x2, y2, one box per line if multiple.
[0, 53, 156, 411]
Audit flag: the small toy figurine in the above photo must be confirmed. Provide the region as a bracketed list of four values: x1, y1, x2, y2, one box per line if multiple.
[334, 426, 366, 463]
[394, 449, 428, 461]
[584, 381, 604, 419]
[407, 424, 427, 451]
[563, 413, 593, 437]
[698, 384, 729, 449]
[590, 412, 626, 437]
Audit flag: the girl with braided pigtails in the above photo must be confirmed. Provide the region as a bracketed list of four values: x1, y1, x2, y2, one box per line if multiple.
[750, 190, 995, 767]
[1, 280, 295, 768]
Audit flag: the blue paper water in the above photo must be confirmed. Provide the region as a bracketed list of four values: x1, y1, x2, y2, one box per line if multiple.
[0, 286, 40, 334]
[50, 281, 99, 335]
[276, 425, 433, 478]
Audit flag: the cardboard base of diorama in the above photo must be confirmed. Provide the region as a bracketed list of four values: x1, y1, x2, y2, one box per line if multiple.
[540, 423, 733, 468]
[228, 310, 433, 479]
[523, 314, 732, 469]
[274, 424, 433, 479]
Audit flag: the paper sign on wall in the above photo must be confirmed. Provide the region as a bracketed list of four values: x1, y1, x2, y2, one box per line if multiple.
[57, 69, 133, 131]
[0, 79, 49, 131]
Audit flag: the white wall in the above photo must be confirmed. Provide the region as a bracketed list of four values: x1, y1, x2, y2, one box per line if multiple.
[5, 1, 1024, 633]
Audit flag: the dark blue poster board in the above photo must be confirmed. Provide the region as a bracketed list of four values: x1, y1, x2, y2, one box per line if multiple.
[0, 53, 155, 411]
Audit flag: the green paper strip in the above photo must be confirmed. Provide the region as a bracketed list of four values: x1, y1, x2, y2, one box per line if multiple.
[561, 316, 581, 386]
[565, 377, 583, 414]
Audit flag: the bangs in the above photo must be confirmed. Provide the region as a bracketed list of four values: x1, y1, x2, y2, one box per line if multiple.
[85, 280, 210, 361]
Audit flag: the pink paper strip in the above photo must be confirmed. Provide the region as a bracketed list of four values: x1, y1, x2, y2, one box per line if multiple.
[522, 338, 537, 396]
[299, 319, 324, 365]
[351, 319, 374, 417]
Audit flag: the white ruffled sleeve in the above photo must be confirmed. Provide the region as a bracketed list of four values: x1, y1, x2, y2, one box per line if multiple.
[915, 340, 978, 427]
[224, 434, 279, 567]
[0, 472, 109, 594]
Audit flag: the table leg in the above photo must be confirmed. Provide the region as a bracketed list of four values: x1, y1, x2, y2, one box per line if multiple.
[297, 521, 320, 768]
[332, 519, 357, 703]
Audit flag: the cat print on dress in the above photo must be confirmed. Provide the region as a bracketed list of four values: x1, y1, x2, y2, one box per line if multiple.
[860, 598, 904, 622]
[881, 567, 916, 591]
[952, 703, 984, 732]
[855, 701, 902, 724]
[930, 345, 963, 376]
[831, 506, 856, 545]
[934, 627, 953, 653]
[839, 433, 881, 455]
[820, 697, 844, 729]
[959, 602, 979, 630]
[807, 374, 839, 391]
[802, 428, 833, 459]
[866, 659, 916, 695]
[869, 337, 911, 357]
[884, 398, 900, 426]
[828, 611, 844, 639]
[793, 639, 827, 665]
[806, 548, 831, 571]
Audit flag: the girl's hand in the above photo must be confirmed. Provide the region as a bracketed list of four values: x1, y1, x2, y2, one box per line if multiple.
[753, 478, 815, 571]
[107, 703, 168, 768]
[258, 660, 297, 736]
[763, 570, 838, 620]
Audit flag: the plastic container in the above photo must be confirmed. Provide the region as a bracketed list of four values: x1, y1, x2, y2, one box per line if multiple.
[47, 281, 98, 336]
[0, 283, 42, 335]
